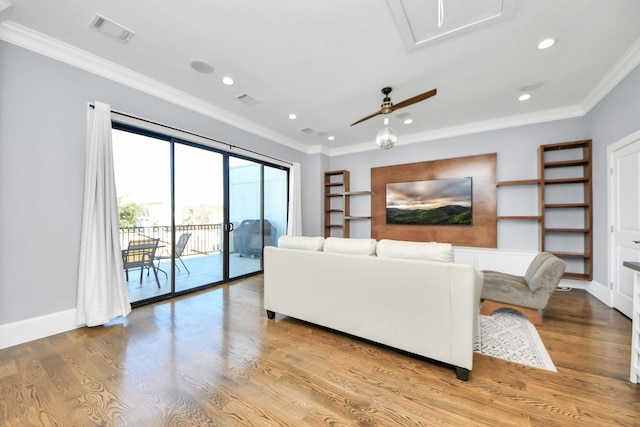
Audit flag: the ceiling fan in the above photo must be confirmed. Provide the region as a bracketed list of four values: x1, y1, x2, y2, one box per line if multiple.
[351, 87, 437, 126]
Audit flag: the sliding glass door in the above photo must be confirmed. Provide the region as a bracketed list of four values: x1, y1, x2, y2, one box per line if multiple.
[113, 125, 288, 305]
[228, 157, 263, 278]
[172, 144, 224, 291]
[113, 129, 172, 302]
[227, 158, 289, 279]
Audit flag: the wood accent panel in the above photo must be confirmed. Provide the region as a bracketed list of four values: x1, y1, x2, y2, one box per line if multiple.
[371, 153, 497, 247]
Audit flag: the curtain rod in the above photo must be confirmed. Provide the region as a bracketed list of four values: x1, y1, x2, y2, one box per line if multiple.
[89, 103, 293, 166]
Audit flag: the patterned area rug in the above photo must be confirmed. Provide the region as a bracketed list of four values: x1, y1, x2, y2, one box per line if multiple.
[474, 308, 556, 372]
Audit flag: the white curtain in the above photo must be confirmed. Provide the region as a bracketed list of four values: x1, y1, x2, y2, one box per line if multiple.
[286, 162, 303, 235]
[76, 102, 131, 327]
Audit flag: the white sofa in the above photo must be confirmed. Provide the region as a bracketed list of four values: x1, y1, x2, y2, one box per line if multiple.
[264, 236, 484, 381]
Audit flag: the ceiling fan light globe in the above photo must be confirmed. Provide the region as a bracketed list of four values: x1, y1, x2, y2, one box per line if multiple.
[376, 126, 397, 150]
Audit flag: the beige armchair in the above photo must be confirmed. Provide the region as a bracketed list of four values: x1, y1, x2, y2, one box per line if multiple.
[480, 252, 566, 325]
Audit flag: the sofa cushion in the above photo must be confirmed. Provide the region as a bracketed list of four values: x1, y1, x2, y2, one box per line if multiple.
[324, 237, 377, 256]
[376, 239, 453, 263]
[277, 235, 325, 251]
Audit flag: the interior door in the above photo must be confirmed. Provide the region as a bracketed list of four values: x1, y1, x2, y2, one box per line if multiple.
[611, 135, 640, 318]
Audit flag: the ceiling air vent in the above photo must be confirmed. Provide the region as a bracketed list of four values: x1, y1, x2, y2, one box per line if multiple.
[236, 93, 260, 105]
[90, 14, 135, 43]
[300, 128, 315, 134]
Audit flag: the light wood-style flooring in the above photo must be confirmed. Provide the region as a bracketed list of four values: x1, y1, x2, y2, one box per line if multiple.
[1, 276, 639, 426]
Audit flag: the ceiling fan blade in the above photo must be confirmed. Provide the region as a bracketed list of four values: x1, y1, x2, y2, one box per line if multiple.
[350, 109, 383, 126]
[389, 88, 437, 112]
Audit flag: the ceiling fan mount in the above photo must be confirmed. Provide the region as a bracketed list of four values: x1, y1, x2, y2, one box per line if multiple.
[351, 86, 437, 126]
[380, 87, 393, 114]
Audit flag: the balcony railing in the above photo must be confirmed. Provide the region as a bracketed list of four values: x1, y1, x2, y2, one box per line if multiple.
[119, 224, 221, 255]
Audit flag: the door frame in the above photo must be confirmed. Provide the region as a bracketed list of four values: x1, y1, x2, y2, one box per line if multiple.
[112, 121, 289, 307]
[607, 128, 640, 316]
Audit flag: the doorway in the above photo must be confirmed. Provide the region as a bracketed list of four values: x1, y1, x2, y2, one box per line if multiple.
[609, 129, 640, 318]
[112, 125, 288, 305]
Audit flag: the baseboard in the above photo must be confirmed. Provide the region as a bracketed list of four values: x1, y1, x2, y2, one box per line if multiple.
[559, 278, 612, 307]
[558, 278, 587, 290]
[585, 280, 612, 307]
[0, 308, 80, 350]
[0, 279, 611, 351]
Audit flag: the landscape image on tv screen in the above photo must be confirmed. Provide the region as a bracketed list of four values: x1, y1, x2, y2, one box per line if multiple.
[386, 177, 472, 225]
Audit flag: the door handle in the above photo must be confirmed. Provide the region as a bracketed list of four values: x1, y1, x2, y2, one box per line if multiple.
[226, 222, 235, 232]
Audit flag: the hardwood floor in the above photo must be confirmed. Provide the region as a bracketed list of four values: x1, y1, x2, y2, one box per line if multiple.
[1, 276, 639, 426]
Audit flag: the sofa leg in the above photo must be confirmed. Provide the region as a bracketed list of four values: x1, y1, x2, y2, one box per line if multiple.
[480, 299, 543, 326]
[266, 310, 275, 319]
[456, 367, 469, 381]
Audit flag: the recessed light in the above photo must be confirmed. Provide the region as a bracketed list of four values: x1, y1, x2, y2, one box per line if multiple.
[288, 114, 297, 120]
[519, 93, 532, 101]
[328, 136, 335, 141]
[190, 59, 214, 74]
[404, 118, 413, 125]
[222, 76, 234, 85]
[537, 38, 555, 50]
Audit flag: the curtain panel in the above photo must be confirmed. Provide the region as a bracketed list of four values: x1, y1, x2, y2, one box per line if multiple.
[76, 102, 131, 326]
[287, 162, 302, 236]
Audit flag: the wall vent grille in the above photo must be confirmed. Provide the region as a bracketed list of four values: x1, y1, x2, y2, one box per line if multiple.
[236, 93, 260, 105]
[90, 14, 135, 42]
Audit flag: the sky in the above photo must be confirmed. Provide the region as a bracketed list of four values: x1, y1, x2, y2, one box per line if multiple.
[386, 177, 472, 210]
[111, 129, 275, 226]
[112, 129, 223, 206]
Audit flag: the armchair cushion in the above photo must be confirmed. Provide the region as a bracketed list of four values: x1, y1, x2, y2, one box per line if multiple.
[524, 252, 554, 290]
[481, 271, 541, 308]
[481, 252, 566, 311]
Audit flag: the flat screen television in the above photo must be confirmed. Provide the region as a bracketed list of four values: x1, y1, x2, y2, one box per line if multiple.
[385, 177, 472, 226]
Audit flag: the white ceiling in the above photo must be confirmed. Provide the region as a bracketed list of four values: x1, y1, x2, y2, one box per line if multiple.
[2, 0, 640, 155]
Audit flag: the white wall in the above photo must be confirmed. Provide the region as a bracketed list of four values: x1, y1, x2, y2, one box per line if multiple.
[2, 36, 640, 346]
[586, 62, 640, 290]
[328, 64, 640, 294]
[0, 41, 313, 329]
[328, 118, 590, 246]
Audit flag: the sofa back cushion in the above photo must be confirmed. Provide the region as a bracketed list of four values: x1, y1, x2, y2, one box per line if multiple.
[277, 235, 325, 251]
[376, 239, 453, 263]
[324, 237, 377, 256]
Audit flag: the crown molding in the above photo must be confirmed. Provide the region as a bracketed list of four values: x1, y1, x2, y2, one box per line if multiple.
[327, 104, 586, 157]
[0, 21, 312, 156]
[328, 36, 640, 158]
[581, 36, 640, 113]
[3, 20, 639, 159]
